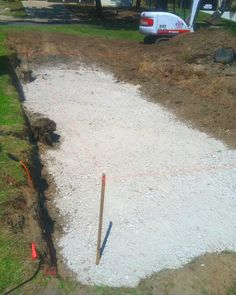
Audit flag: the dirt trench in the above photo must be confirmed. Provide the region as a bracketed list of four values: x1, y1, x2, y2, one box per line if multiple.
[1, 56, 60, 294]
[21, 108, 59, 275]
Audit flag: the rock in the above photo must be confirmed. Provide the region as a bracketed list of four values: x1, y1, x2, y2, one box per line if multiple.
[31, 116, 57, 146]
[214, 47, 235, 64]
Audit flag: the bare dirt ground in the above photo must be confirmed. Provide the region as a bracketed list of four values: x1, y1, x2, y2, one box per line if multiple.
[8, 29, 236, 149]
[7, 29, 236, 294]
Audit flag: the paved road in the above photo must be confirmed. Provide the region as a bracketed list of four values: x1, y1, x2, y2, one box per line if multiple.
[0, 0, 79, 24]
[22, 0, 78, 21]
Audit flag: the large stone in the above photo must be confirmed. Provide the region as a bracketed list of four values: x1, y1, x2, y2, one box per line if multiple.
[214, 47, 235, 64]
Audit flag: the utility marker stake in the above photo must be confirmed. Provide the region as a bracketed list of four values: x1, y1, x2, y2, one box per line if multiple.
[96, 173, 106, 265]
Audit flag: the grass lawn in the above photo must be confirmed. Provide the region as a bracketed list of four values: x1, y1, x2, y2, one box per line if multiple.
[219, 16, 236, 35]
[0, 22, 143, 41]
[0, 31, 33, 294]
[0, 70, 25, 134]
[0, 32, 27, 211]
[0, 231, 30, 293]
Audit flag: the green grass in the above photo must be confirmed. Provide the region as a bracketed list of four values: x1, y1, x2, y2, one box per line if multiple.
[227, 283, 236, 295]
[57, 282, 151, 295]
[0, 32, 28, 213]
[0, 23, 142, 41]
[0, 231, 30, 293]
[39, 24, 142, 41]
[0, 32, 27, 208]
[0, 31, 33, 294]
[0, 33, 25, 135]
[0, 136, 30, 204]
[0, 31, 6, 55]
[219, 17, 236, 35]
[0, 0, 26, 18]
[0, 77, 26, 134]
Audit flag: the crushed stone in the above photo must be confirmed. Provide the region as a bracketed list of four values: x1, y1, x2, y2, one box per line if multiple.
[23, 65, 236, 287]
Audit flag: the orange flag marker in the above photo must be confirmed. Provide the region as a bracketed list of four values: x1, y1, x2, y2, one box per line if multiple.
[31, 243, 38, 260]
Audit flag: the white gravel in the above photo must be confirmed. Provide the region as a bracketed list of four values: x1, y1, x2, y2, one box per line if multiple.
[23, 65, 236, 287]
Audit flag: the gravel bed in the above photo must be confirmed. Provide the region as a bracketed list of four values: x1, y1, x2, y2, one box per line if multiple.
[23, 65, 236, 287]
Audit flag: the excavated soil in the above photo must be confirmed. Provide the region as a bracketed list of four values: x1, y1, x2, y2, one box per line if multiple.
[7, 29, 236, 294]
[8, 29, 236, 149]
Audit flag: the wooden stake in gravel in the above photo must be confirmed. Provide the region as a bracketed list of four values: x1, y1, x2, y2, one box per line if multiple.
[96, 173, 106, 265]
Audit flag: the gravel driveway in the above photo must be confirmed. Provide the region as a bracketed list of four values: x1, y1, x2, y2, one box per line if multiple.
[23, 65, 236, 287]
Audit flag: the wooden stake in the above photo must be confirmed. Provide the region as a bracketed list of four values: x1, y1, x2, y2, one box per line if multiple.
[96, 173, 106, 265]
[26, 51, 29, 74]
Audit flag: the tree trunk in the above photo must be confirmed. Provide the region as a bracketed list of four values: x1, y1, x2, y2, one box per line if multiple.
[155, 0, 168, 11]
[136, 0, 141, 9]
[95, 0, 102, 17]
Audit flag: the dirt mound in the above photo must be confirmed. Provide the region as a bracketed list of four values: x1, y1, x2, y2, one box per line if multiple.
[26, 112, 57, 146]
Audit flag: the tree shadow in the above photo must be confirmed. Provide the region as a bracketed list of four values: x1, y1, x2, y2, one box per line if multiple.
[23, 3, 75, 20]
[51, 132, 61, 143]
[0, 4, 141, 29]
[0, 55, 9, 76]
[0, 55, 25, 102]
[100, 221, 113, 257]
[65, 4, 140, 29]
[32, 148, 58, 270]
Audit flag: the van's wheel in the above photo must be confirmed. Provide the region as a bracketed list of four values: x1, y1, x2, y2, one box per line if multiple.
[144, 35, 158, 44]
